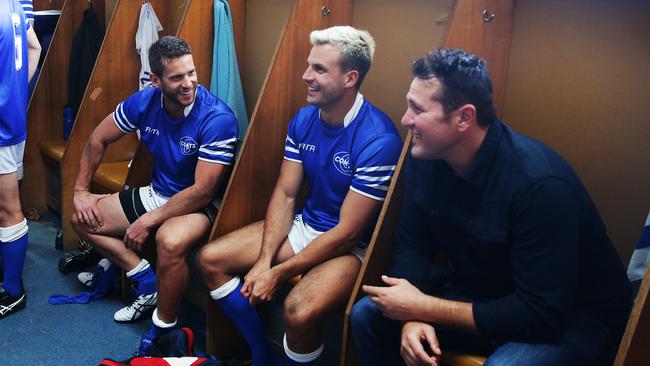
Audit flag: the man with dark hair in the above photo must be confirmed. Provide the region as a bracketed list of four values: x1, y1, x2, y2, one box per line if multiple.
[197, 26, 402, 366]
[71, 36, 238, 354]
[350, 49, 633, 366]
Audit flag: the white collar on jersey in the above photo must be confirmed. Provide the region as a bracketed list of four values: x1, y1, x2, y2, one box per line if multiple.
[319, 92, 364, 128]
[160, 92, 195, 117]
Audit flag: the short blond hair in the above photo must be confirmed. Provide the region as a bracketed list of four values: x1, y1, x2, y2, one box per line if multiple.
[310, 26, 376, 88]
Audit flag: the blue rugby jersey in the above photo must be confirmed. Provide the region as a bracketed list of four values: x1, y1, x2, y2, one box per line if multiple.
[0, 0, 29, 146]
[113, 85, 238, 197]
[284, 95, 402, 233]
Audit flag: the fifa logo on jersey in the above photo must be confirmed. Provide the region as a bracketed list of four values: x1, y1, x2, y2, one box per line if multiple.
[299, 143, 316, 152]
[144, 126, 160, 136]
[180, 136, 198, 155]
[333, 151, 352, 176]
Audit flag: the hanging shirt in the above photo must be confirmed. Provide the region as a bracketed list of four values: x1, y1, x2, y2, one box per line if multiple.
[210, 0, 247, 139]
[284, 94, 403, 234]
[136, 1, 162, 90]
[0, 0, 29, 146]
[113, 85, 238, 197]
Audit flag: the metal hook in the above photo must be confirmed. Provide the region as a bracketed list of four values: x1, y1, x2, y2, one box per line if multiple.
[321, 6, 331, 16]
[482, 9, 495, 22]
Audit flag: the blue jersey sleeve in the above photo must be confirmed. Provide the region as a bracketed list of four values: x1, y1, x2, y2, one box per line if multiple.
[113, 92, 146, 133]
[350, 134, 402, 201]
[283, 115, 302, 164]
[198, 112, 238, 165]
[20, 1, 33, 24]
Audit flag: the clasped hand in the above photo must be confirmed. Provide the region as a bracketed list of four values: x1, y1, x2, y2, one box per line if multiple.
[241, 262, 282, 305]
[363, 275, 428, 321]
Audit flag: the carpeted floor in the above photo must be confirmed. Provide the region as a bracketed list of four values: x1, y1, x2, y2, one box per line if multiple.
[0, 215, 150, 365]
[0, 214, 342, 365]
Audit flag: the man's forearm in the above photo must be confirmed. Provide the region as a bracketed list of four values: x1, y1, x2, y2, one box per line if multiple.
[422, 296, 478, 332]
[75, 138, 107, 192]
[140, 185, 214, 229]
[257, 190, 296, 266]
[272, 224, 358, 281]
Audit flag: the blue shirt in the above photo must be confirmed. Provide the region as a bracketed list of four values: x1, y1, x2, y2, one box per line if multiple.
[113, 85, 238, 197]
[391, 119, 632, 343]
[19, 0, 33, 23]
[0, 0, 29, 146]
[284, 96, 402, 233]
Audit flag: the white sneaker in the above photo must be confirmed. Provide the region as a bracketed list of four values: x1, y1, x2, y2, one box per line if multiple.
[77, 272, 94, 287]
[113, 292, 157, 323]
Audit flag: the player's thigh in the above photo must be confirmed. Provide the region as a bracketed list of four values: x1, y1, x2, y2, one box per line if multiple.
[0, 172, 21, 220]
[198, 220, 267, 274]
[156, 212, 211, 255]
[285, 254, 362, 319]
[87, 193, 131, 236]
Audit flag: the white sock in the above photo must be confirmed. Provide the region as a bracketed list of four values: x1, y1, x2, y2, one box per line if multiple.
[283, 333, 324, 363]
[126, 259, 150, 278]
[209, 276, 241, 300]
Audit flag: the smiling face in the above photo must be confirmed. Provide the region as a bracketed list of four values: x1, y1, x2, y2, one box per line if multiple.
[401, 77, 460, 160]
[151, 54, 198, 117]
[301, 44, 350, 111]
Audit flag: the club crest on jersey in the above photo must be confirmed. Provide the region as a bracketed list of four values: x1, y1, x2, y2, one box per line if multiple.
[333, 151, 352, 176]
[179, 136, 198, 155]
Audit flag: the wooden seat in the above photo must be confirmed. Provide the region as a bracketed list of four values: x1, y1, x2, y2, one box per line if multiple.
[92, 160, 129, 193]
[442, 351, 487, 366]
[40, 139, 66, 162]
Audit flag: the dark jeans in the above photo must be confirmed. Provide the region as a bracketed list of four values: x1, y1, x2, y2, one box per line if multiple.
[350, 296, 619, 366]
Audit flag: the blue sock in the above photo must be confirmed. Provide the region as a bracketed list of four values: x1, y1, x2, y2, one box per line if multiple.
[1, 233, 28, 297]
[131, 267, 156, 295]
[216, 282, 281, 366]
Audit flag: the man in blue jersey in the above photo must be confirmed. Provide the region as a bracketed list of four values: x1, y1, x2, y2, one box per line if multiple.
[197, 26, 403, 366]
[350, 49, 632, 366]
[0, 0, 42, 319]
[71, 36, 238, 352]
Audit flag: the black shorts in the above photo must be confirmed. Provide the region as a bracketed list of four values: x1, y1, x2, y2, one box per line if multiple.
[118, 187, 217, 224]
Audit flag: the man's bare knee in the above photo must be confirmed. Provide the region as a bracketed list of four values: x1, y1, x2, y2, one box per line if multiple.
[284, 293, 318, 331]
[156, 231, 187, 263]
[196, 242, 231, 278]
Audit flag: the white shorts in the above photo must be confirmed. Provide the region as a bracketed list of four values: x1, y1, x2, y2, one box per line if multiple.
[287, 214, 367, 262]
[0, 141, 25, 180]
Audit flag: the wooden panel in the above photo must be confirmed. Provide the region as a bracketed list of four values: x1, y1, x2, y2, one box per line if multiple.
[58, 0, 189, 249]
[341, 135, 410, 366]
[443, 0, 514, 115]
[177, 0, 214, 87]
[205, 0, 352, 359]
[33, 0, 64, 11]
[615, 262, 650, 366]
[22, 0, 106, 213]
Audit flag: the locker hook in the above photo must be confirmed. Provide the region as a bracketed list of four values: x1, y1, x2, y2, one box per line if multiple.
[321, 6, 331, 16]
[482, 9, 495, 22]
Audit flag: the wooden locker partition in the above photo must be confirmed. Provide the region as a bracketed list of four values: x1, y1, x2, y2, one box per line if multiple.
[204, 0, 353, 359]
[22, 0, 106, 216]
[55, 0, 189, 249]
[340, 0, 515, 365]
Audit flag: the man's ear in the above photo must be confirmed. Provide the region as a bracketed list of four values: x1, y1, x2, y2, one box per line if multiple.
[455, 104, 477, 132]
[344, 70, 359, 89]
[150, 72, 161, 87]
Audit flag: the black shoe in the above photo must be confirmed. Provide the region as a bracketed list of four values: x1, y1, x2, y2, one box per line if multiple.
[0, 287, 26, 319]
[58, 242, 102, 274]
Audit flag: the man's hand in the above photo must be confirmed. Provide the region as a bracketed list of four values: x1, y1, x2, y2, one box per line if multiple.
[242, 267, 283, 305]
[401, 321, 441, 366]
[241, 260, 271, 299]
[123, 216, 153, 251]
[73, 190, 110, 231]
[363, 275, 429, 321]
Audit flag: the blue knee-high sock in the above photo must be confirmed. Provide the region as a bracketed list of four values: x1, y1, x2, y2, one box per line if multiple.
[283, 334, 323, 366]
[216, 282, 282, 366]
[131, 267, 156, 296]
[1, 233, 28, 297]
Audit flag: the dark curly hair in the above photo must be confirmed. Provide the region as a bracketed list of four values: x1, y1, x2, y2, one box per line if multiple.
[148, 36, 192, 77]
[412, 49, 496, 127]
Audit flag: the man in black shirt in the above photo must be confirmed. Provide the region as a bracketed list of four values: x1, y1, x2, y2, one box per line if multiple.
[350, 49, 632, 366]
